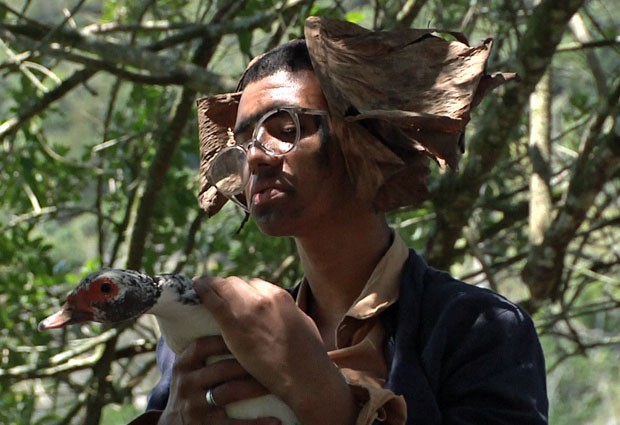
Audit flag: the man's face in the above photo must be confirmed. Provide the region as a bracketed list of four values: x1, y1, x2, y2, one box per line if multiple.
[235, 70, 357, 237]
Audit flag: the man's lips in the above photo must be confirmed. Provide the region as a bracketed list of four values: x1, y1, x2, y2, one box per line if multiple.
[250, 179, 290, 206]
[253, 188, 286, 206]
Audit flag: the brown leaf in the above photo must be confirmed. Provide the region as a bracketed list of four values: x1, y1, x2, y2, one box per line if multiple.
[196, 92, 241, 216]
[195, 17, 517, 215]
[305, 16, 516, 210]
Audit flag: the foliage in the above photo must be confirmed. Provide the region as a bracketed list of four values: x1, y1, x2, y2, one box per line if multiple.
[0, 0, 619, 424]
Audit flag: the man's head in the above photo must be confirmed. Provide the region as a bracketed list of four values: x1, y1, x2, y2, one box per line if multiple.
[233, 47, 366, 237]
[197, 17, 516, 220]
[237, 39, 314, 91]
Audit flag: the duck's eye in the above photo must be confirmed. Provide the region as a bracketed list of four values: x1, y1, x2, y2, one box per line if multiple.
[100, 283, 112, 293]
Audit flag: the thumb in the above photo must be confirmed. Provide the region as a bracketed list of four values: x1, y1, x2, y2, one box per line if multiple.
[192, 275, 226, 314]
[193, 275, 246, 320]
[192, 275, 212, 299]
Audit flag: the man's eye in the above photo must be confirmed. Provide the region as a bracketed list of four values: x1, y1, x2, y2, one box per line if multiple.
[274, 125, 297, 142]
[280, 125, 296, 134]
[263, 117, 296, 138]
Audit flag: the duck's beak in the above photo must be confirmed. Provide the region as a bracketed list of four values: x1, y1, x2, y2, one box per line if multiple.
[38, 302, 92, 331]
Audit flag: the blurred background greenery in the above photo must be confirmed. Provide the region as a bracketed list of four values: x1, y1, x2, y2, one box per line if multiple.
[0, 0, 619, 424]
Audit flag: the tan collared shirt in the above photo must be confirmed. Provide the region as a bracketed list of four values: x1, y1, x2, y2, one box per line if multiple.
[295, 231, 409, 424]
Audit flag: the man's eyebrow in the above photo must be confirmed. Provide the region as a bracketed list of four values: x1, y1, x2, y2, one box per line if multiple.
[233, 104, 295, 134]
[234, 111, 264, 135]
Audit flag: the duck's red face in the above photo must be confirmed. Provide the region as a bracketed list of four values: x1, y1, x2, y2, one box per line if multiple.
[38, 277, 121, 330]
[39, 269, 159, 331]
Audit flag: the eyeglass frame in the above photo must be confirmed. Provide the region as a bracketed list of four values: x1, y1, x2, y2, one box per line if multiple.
[207, 106, 329, 211]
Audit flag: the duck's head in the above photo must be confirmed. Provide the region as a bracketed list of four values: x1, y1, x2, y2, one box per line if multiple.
[39, 269, 161, 331]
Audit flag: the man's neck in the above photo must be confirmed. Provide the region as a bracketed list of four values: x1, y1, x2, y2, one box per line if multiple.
[294, 212, 392, 336]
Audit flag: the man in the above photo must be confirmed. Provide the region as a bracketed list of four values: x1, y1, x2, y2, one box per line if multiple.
[131, 17, 548, 425]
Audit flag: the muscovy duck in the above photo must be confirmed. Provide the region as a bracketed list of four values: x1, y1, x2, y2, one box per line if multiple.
[38, 269, 299, 424]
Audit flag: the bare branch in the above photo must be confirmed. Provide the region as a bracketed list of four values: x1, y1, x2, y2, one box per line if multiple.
[173, 209, 208, 274]
[1, 22, 228, 89]
[568, 13, 610, 96]
[556, 37, 620, 52]
[125, 0, 251, 270]
[0, 67, 97, 141]
[397, 0, 429, 28]
[528, 70, 553, 247]
[426, 0, 587, 269]
[0, 328, 154, 382]
[522, 80, 620, 301]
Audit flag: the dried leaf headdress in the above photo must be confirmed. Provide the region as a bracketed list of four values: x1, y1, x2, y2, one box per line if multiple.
[197, 16, 516, 216]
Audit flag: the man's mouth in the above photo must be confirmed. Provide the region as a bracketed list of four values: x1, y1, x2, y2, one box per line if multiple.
[250, 179, 290, 207]
[252, 187, 286, 206]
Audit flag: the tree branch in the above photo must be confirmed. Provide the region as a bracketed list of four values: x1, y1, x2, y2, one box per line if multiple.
[1, 22, 228, 90]
[396, 0, 429, 28]
[0, 3, 307, 91]
[556, 37, 620, 52]
[528, 70, 552, 246]
[521, 80, 620, 301]
[0, 67, 97, 141]
[126, 0, 249, 271]
[0, 329, 155, 382]
[425, 0, 587, 269]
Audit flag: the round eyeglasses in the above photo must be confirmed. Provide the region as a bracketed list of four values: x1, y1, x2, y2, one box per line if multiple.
[207, 107, 328, 210]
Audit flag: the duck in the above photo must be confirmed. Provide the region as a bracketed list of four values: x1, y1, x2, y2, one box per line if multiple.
[38, 269, 299, 425]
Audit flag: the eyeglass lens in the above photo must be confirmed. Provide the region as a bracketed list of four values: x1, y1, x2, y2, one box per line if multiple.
[251, 109, 300, 155]
[209, 109, 301, 196]
[208, 146, 250, 196]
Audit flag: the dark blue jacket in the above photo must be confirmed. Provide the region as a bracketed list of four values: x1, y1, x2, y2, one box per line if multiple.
[146, 249, 548, 424]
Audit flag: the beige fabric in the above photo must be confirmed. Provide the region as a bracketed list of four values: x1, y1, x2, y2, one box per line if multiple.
[351, 384, 408, 425]
[196, 16, 516, 215]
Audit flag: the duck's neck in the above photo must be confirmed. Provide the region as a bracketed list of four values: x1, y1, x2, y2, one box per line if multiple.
[147, 274, 202, 317]
[146, 274, 220, 354]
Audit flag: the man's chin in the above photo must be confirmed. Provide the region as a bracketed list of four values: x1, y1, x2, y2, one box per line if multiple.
[251, 207, 296, 237]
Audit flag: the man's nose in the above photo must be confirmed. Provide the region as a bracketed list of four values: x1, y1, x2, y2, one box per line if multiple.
[246, 143, 282, 174]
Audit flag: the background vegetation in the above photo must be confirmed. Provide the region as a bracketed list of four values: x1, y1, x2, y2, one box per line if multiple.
[0, 0, 618, 423]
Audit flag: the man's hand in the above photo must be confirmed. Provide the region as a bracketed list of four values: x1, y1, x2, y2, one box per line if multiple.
[157, 336, 280, 425]
[194, 277, 358, 425]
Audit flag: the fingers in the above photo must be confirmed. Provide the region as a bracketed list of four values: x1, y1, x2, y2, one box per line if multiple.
[175, 339, 252, 393]
[246, 277, 285, 295]
[193, 275, 285, 318]
[193, 275, 263, 306]
[193, 358, 251, 387]
[179, 338, 265, 399]
[175, 335, 230, 371]
[210, 376, 270, 406]
[164, 334, 282, 425]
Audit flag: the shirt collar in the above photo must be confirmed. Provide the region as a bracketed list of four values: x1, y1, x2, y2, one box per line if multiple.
[296, 231, 409, 321]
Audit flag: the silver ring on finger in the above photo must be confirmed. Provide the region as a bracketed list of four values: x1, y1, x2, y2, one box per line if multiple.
[205, 388, 218, 407]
